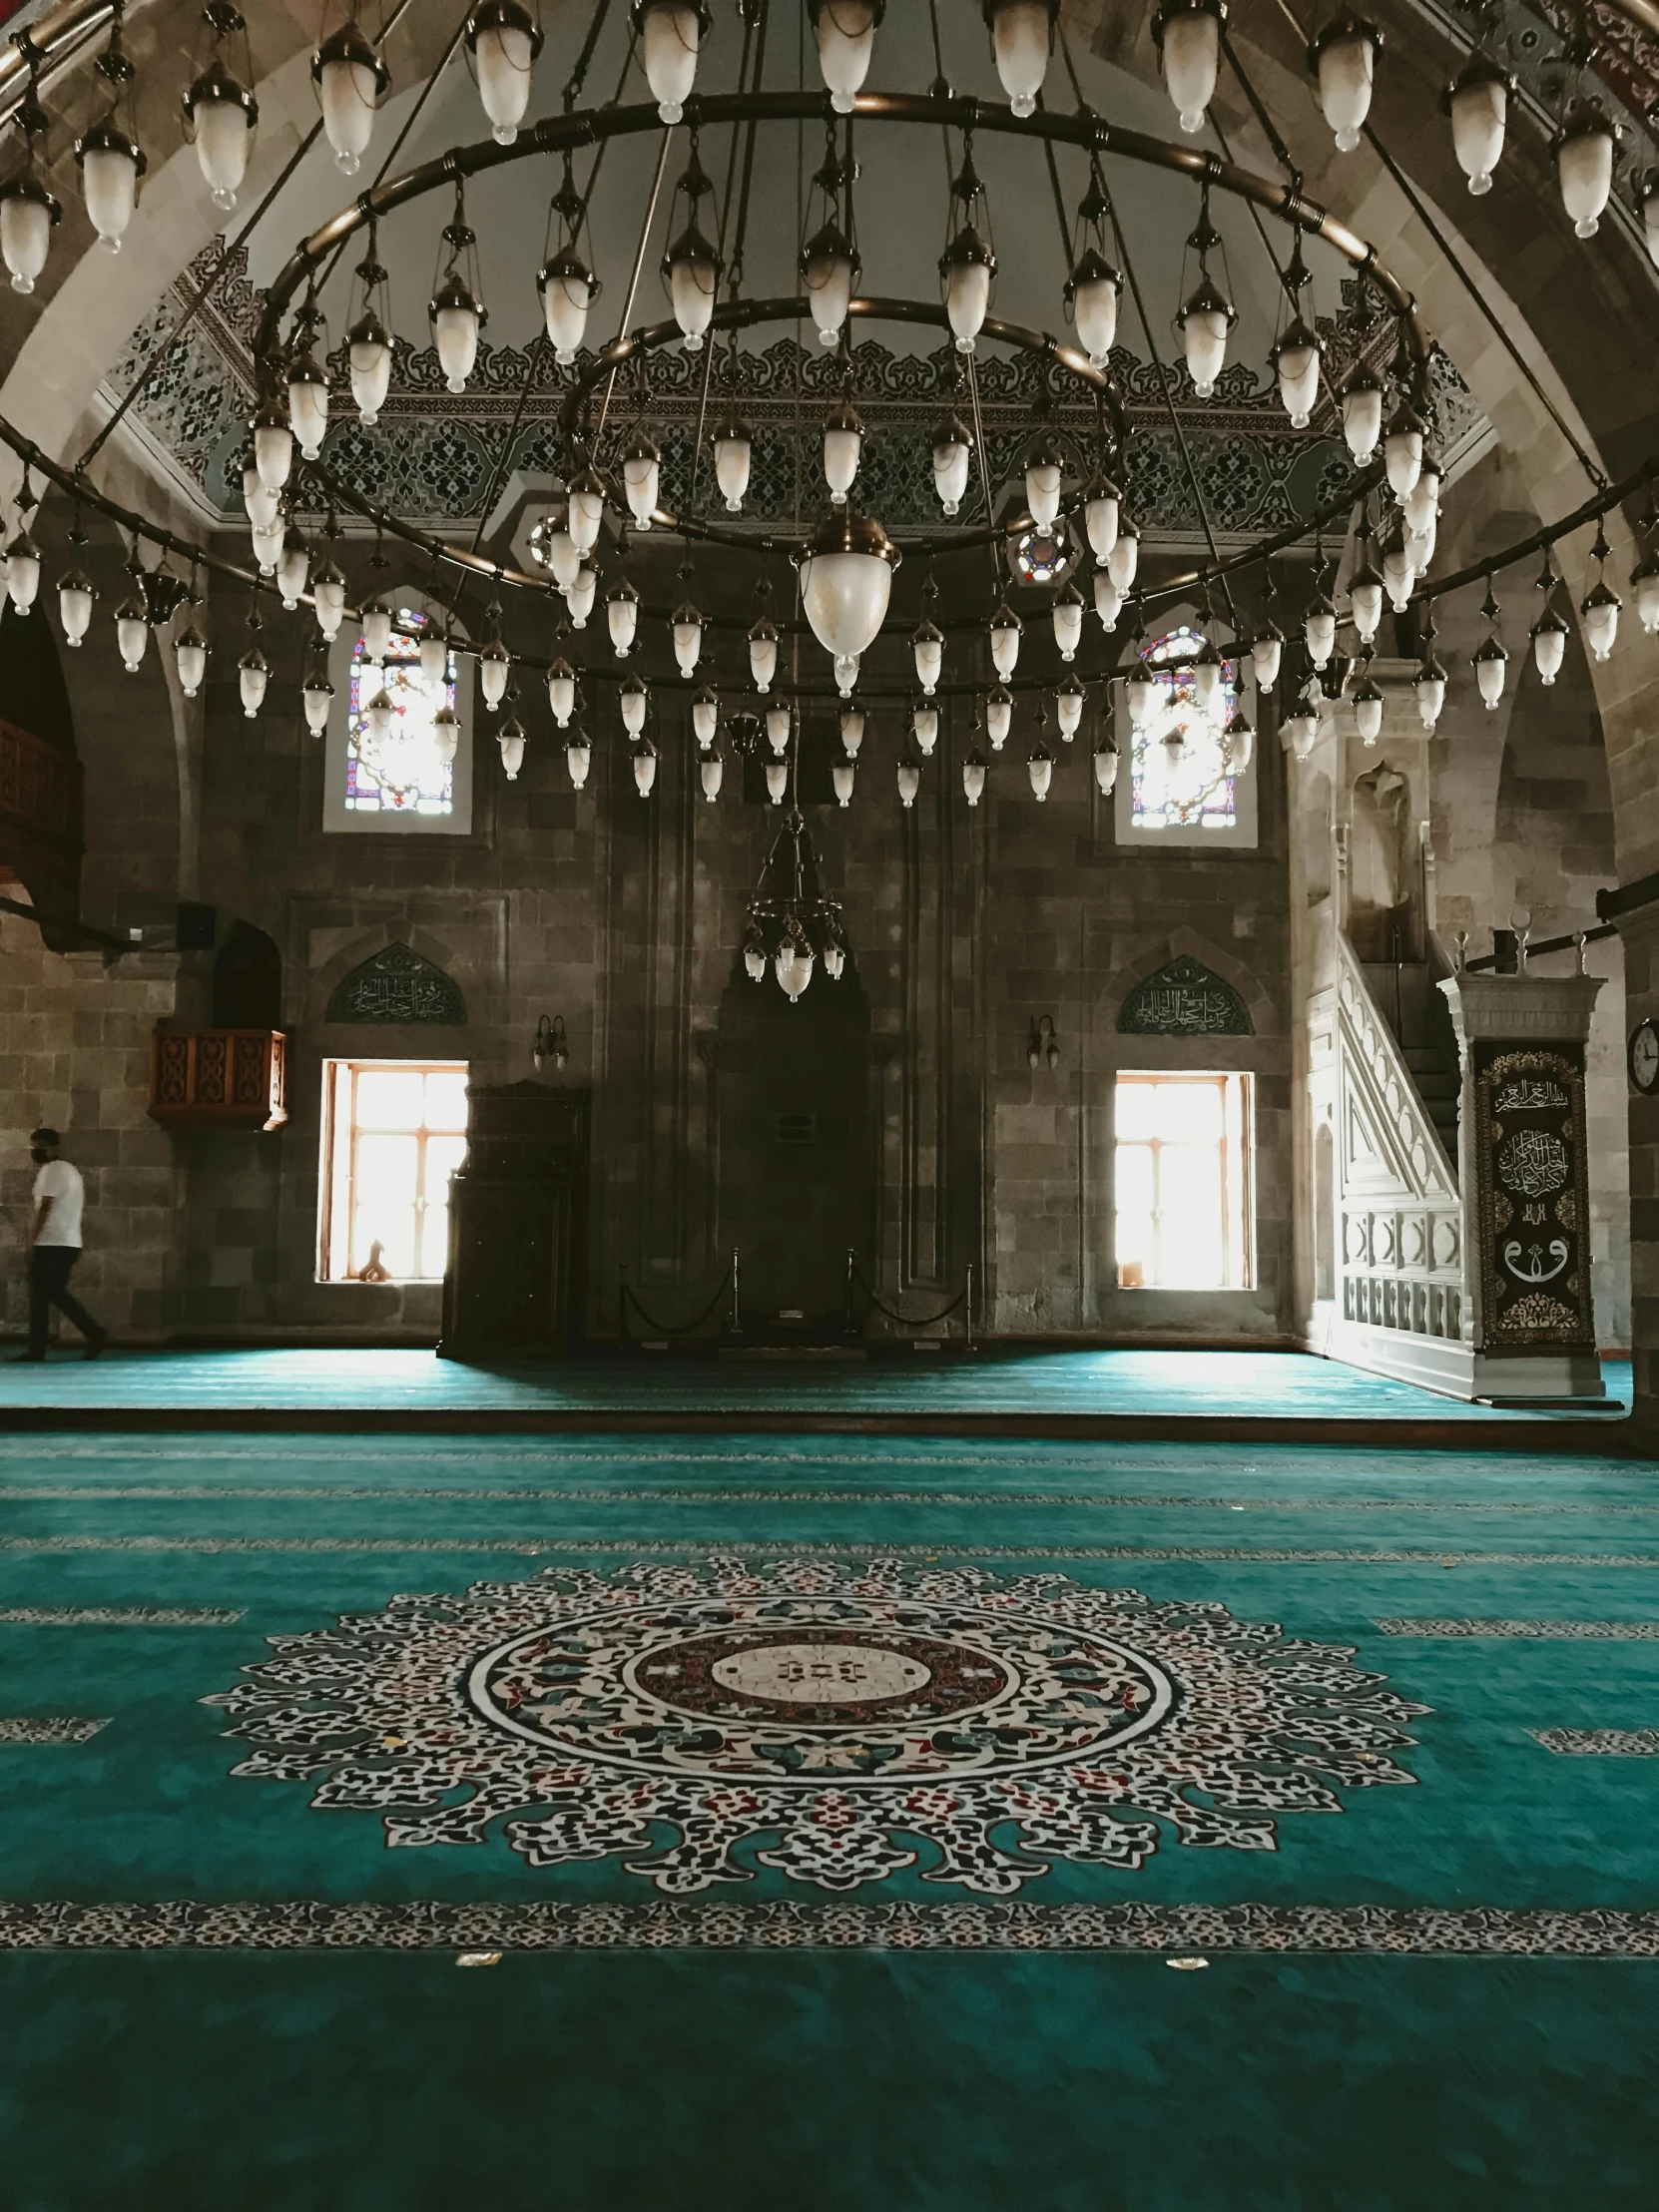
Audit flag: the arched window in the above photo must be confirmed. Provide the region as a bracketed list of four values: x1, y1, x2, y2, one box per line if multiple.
[345, 609, 458, 819]
[1129, 624, 1239, 832]
[323, 590, 474, 838]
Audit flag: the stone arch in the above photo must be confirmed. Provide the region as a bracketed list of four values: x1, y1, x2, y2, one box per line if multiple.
[0, 3, 476, 489]
[212, 919, 283, 1029]
[0, 595, 82, 923]
[1314, 1118, 1337, 1305]
[1349, 759, 1415, 961]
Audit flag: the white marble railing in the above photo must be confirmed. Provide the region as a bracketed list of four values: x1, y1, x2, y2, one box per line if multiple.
[1328, 934, 1466, 1375]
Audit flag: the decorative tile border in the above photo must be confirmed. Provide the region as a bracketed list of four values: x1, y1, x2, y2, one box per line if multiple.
[2, 1536, 1659, 1565]
[0, 1718, 108, 1743]
[7, 1441, 1640, 1487]
[0, 1607, 243, 1625]
[3, 1899, 1659, 1955]
[1529, 1729, 1659, 1756]
[1379, 1620, 1659, 1639]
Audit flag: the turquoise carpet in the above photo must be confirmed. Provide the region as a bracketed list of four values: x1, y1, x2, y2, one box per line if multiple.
[0, 1345, 1635, 1418]
[5, 1429, 1659, 2206]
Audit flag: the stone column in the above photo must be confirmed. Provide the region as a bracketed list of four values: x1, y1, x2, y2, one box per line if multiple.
[1612, 902, 1659, 1433]
[1438, 971, 1605, 1401]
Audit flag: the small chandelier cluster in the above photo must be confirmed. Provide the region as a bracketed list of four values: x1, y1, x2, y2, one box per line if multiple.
[740, 807, 849, 1002]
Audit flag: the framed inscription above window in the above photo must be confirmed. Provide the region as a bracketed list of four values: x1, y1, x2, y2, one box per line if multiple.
[1119, 956, 1252, 1037]
[324, 942, 467, 1027]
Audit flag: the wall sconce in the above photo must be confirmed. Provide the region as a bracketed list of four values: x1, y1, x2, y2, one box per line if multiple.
[533, 1014, 568, 1072]
[1027, 1015, 1059, 1069]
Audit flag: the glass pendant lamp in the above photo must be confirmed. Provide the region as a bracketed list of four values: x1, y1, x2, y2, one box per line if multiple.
[312, 20, 387, 175]
[467, 1, 542, 145]
[810, 0, 882, 113]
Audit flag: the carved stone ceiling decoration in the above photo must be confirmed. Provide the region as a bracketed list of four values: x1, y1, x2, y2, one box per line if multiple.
[100, 241, 1487, 542]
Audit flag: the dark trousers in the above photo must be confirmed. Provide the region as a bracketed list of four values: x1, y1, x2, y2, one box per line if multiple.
[28, 1246, 102, 1355]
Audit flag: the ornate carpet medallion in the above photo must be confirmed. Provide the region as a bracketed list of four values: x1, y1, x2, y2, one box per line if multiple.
[205, 1558, 1427, 1895]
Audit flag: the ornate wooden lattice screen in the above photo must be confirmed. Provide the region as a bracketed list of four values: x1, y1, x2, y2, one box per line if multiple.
[149, 1028, 287, 1132]
[1118, 957, 1252, 1037]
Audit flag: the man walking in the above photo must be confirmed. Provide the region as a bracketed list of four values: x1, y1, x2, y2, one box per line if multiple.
[19, 1126, 105, 1361]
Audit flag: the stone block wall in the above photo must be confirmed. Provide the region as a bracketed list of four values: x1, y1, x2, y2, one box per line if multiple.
[0, 507, 1626, 1358]
[0, 914, 185, 1341]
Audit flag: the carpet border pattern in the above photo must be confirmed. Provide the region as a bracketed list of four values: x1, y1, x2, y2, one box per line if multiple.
[3, 1484, 1655, 1515]
[1529, 1728, 1659, 1755]
[0, 1607, 245, 1625]
[0, 1718, 108, 1742]
[6, 1537, 1659, 1565]
[5, 1900, 1659, 1954]
[1377, 1619, 1659, 1638]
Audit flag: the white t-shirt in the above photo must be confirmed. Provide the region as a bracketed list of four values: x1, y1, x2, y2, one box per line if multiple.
[33, 1159, 85, 1249]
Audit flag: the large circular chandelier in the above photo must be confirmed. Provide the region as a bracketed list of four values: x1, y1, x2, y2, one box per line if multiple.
[0, 0, 1656, 989]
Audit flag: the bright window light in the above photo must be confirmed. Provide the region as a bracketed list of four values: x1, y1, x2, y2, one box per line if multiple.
[1114, 1071, 1253, 1289]
[318, 1058, 469, 1283]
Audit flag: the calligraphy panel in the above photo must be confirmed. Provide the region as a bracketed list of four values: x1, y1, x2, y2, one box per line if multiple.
[325, 941, 466, 1026]
[1118, 956, 1252, 1037]
[1472, 1042, 1594, 1351]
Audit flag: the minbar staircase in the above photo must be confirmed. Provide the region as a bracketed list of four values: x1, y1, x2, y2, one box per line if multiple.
[1358, 952, 1460, 1168]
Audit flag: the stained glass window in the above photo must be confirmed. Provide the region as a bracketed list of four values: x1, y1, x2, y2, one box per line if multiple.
[1129, 624, 1239, 832]
[1012, 527, 1069, 585]
[344, 609, 457, 817]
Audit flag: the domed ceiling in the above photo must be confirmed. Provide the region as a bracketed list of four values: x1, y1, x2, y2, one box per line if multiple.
[89, 0, 1501, 544]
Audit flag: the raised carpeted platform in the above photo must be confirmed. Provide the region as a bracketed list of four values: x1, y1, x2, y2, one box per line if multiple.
[0, 1346, 1638, 1449]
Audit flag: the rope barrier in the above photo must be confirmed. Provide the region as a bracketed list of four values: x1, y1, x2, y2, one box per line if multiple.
[845, 1251, 975, 1345]
[618, 1256, 737, 1343]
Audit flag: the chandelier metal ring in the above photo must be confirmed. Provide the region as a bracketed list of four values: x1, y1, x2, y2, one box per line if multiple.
[557, 291, 1132, 544]
[0, 403, 1126, 704]
[252, 88, 1432, 380]
[6, 2, 1659, 157]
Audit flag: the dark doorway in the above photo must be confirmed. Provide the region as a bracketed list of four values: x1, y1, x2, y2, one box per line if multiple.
[715, 956, 872, 1325]
[213, 921, 283, 1029]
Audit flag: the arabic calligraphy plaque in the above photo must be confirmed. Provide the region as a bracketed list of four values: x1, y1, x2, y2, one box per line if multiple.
[324, 941, 467, 1026]
[1473, 1042, 1593, 1350]
[1118, 956, 1252, 1036]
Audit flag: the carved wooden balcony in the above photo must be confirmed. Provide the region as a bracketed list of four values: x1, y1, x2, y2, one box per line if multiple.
[148, 1026, 288, 1133]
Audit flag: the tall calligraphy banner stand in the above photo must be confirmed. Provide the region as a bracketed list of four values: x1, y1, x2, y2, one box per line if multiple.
[1438, 973, 1605, 1402]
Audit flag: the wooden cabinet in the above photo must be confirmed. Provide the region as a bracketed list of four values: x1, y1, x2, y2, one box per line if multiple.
[440, 1080, 589, 1358]
[149, 1027, 287, 1132]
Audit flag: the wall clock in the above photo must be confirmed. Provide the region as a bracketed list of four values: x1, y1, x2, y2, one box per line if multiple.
[1629, 1018, 1659, 1094]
